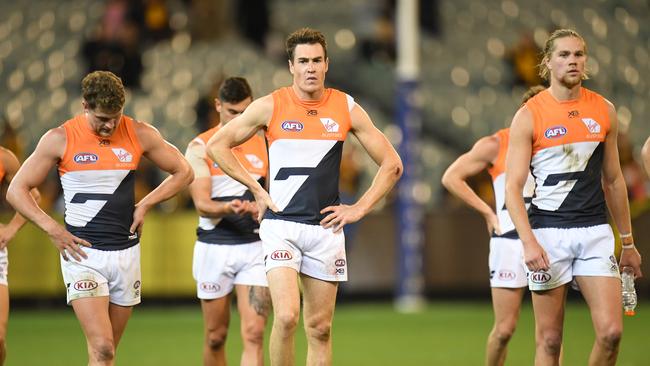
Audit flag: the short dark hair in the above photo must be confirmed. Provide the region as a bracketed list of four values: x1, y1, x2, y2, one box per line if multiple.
[286, 28, 327, 62]
[218, 77, 253, 103]
[81, 71, 125, 112]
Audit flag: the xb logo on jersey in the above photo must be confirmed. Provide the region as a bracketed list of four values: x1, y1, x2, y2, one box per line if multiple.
[320, 118, 339, 133]
[112, 148, 133, 163]
[581, 118, 601, 134]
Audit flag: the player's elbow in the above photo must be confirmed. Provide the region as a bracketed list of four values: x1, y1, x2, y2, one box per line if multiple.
[441, 169, 455, 190]
[388, 157, 403, 182]
[6, 181, 24, 209]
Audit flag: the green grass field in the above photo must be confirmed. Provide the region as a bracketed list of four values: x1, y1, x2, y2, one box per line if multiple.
[5, 301, 648, 365]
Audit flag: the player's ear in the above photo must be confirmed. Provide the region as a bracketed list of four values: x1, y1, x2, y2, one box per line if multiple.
[215, 98, 222, 113]
[288, 59, 295, 75]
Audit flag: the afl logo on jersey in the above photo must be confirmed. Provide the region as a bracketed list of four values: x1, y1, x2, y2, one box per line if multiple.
[74, 153, 99, 164]
[544, 126, 567, 139]
[281, 121, 304, 132]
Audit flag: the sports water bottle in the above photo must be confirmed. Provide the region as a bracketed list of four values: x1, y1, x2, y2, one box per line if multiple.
[621, 266, 637, 316]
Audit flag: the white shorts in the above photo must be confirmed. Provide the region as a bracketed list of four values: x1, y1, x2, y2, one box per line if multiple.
[193, 240, 267, 299]
[0, 248, 7, 286]
[528, 224, 619, 291]
[259, 219, 347, 282]
[61, 244, 141, 306]
[489, 237, 527, 288]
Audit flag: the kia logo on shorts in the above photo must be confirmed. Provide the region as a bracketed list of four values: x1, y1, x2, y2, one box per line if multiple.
[544, 126, 567, 139]
[73, 280, 98, 291]
[498, 270, 515, 281]
[200, 282, 220, 293]
[74, 152, 99, 164]
[530, 271, 551, 284]
[281, 121, 304, 132]
[335, 259, 346, 267]
[270, 250, 292, 261]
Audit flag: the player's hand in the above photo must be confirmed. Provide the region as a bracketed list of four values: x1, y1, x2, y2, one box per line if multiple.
[620, 246, 643, 279]
[130, 204, 149, 239]
[244, 200, 259, 219]
[523, 240, 550, 272]
[484, 212, 501, 236]
[228, 199, 248, 215]
[252, 190, 278, 223]
[47, 224, 91, 261]
[320, 204, 364, 233]
[0, 223, 18, 250]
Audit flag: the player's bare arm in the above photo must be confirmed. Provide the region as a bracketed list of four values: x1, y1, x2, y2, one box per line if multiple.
[642, 136, 650, 179]
[185, 140, 252, 218]
[6, 128, 90, 261]
[0, 148, 40, 249]
[131, 121, 194, 235]
[600, 101, 642, 278]
[441, 136, 501, 234]
[207, 95, 278, 221]
[505, 107, 549, 271]
[320, 103, 403, 232]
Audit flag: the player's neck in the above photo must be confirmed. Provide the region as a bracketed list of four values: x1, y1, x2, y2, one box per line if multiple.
[291, 84, 324, 102]
[548, 83, 581, 101]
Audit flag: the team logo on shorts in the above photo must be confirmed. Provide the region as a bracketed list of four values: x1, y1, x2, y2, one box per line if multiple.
[581, 118, 601, 134]
[133, 280, 141, 289]
[498, 270, 516, 281]
[73, 280, 98, 291]
[270, 250, 292, 261]
[336, 268, 345, 275]
[530, 271, 551, 284]
[281, 121, 304, 132]
[544, 126, 567, 139]
[200, 282, 220, 293]
[74, 153, 99, 164]
[335, 259, 346, 267]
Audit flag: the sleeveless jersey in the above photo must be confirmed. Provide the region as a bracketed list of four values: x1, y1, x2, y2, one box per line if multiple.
[525, 88, 610, 228]
[265, 87, 354, 224]
[487, 128, 535, 238]
[58, 114, 143, 250]
[193, 127, 267, 244]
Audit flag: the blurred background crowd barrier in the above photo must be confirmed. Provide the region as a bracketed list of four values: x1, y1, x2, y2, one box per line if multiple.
[1, 0, 649, 301]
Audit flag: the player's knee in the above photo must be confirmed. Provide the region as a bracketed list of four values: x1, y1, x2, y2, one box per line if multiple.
[596, 325, 622, 350]
[538, 331, 562, 355]
[274, 310, 300, 333]
[242, 323, 264, 346]
[207, 328, 228, 351]
[90, 341, 115, 362]
[493, 322, 516, 345]
[305, 321, 332, 343]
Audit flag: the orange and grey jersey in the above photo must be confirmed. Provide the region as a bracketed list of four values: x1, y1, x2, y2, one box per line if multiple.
[193, 127, 267, 244]
[264, 87, 353, 225]
[525, 88, 610, 228]
[487, 128, 535, 238]
[58, 114, 143, 250]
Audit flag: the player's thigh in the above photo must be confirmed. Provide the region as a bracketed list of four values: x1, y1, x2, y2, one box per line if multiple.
[266, 267, 300, 316]
[0, 285, 7, 338]
[491, 287, 526, 325]
[574, 276, 622, 333]
[235, 285, 269, 335]
[71, 296, 114, 342]
[300, 274, 338, 327]
[201, 294, 232, 331]
[531, 285, 568, 332]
